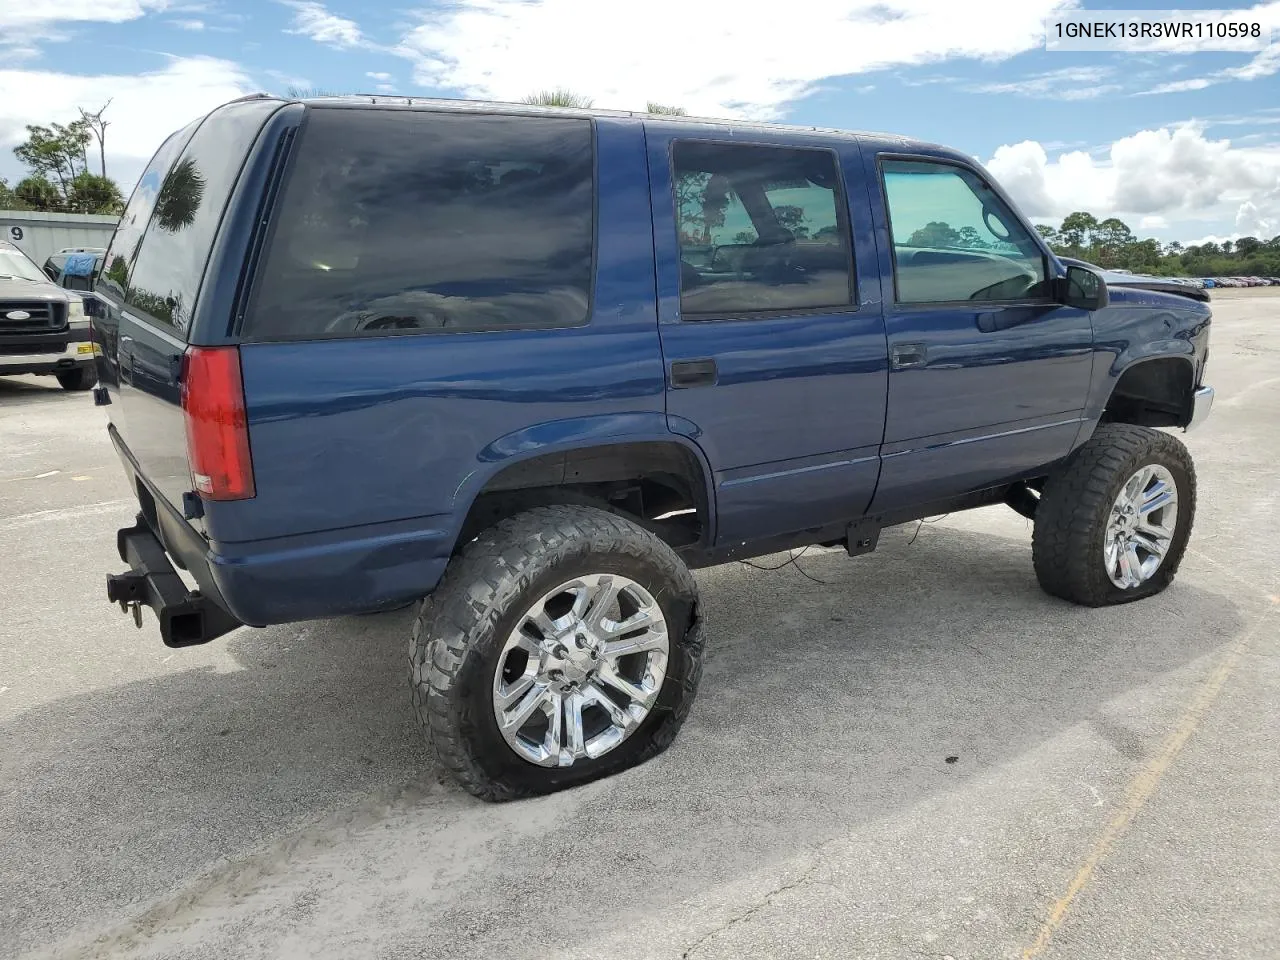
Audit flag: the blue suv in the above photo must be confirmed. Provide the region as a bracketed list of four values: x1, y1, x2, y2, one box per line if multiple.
[93, 95, 1214, 800]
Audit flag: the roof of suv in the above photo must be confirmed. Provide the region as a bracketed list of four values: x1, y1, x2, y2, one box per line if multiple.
[250, 92, 941, 153]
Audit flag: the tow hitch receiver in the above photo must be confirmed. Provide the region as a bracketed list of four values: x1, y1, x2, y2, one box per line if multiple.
[106, 516, 241, 648]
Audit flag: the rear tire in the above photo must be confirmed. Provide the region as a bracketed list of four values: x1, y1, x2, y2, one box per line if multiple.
[56, 365, 97, 391]
[1033, 423, 1196, 606]
[410, 504, 704, 801]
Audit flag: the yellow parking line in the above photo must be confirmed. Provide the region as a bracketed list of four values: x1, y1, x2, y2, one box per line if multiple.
[1021, 601, 1275, 958]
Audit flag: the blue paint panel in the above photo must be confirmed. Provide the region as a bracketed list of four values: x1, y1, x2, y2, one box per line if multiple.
[1081, 286, 1210, 424]
[715, 449, 880, 544]
[215, 118, 666, 547]
[874, 416, 1085, 513]
[644, 123, 889, 543]
[858, 136, 1095, 512]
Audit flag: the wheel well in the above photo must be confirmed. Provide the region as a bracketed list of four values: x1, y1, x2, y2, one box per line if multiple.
[1103, 358, 1193, 429]
[456, 442, 710, 552]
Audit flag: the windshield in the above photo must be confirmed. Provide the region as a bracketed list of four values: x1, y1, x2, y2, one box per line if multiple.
[0, 250, 47, 283]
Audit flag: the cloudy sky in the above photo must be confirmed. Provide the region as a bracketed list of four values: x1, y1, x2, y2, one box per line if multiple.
[1, 0, 1278, 244]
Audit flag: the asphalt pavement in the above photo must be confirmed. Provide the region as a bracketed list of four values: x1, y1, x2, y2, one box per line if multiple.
[2, 290, 1276, 960]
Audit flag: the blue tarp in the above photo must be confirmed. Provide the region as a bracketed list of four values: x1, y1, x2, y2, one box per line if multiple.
[61, 252, 98, 277]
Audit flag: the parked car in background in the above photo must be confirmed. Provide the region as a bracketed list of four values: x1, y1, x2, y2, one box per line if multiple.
[96, 95, 1214, 801]
[42, 248, 107, 288]
[0, 240, 98, 390]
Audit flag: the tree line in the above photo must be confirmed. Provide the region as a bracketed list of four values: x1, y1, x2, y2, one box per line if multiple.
[0, 102, 125, 215]
[1035, 212, 1280, 278]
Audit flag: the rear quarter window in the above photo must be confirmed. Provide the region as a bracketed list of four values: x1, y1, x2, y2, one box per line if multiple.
[246, 108, 596, 339]
[121, 99, 282, 335]
[97, 122, 199, 303]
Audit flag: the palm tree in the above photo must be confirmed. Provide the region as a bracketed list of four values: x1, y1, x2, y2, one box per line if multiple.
[153, 157, 206, 232]
[646, 103, 687, 115]
[521, 89, 594, 107]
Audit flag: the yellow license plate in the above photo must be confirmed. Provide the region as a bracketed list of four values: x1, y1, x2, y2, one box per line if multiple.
[77, 343, 95, 356]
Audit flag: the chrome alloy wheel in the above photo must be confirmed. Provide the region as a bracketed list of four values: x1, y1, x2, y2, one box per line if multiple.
[492, 574, 669, 767]
[1105, 464, 1179, 589]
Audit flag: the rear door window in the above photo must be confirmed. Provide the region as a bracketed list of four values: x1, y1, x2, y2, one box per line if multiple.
[247, 109, 595, 339]
[673, 141, 854, 316]
[122, 99, 281, 335]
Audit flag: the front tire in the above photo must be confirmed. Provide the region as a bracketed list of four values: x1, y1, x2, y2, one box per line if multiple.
[56, 365, 97, 391]
[410, 504, 704, 801]
[1033, 423, 1196, 606]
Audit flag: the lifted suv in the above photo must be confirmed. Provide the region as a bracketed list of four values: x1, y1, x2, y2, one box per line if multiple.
[95, 95, 1213, 800]
[0, 240, 98, 391]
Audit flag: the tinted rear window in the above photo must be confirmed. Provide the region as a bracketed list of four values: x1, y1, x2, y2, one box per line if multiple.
[247, 109, 595, 339]
[122, 99, 281, 334]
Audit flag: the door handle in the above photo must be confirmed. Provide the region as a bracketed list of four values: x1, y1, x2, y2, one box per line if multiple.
[670, 358, 718, 388]
[890, 342, 926, 369]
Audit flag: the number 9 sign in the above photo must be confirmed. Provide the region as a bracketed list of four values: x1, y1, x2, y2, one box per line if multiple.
[7, 226, 22, 242]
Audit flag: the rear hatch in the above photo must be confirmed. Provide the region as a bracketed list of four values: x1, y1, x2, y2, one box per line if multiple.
[92, 98, 285, 532]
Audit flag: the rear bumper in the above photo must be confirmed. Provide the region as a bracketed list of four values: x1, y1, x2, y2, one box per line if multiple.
[1187, 384, 1214, 431]
[107, 517, 242, 647]
[108, 424, 451, 629]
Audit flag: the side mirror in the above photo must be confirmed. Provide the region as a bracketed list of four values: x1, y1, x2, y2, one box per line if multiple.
[1059, 264, 1108, 311]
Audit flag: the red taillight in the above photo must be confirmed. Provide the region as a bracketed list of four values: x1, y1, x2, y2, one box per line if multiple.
[181, 346, 255, 501]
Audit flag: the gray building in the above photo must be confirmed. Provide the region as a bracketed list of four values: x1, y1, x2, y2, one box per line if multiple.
[0, 210, 119, 271]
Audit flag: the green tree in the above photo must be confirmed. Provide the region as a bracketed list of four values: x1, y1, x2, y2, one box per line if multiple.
[1091, 217, 1134, 266]
[1034, 223, 1059, 245]
[1235, 237, 1260, 257]
[1221, 239, 1233, 255]
[0, 177, 20, 210]
[646, 102, 687, 115]
[1058, 211, 1098, 250]
[773, 205, 810, 239]
[12, 106, 125, 212]
[13, 121, 92, 198]
[958, 225, 988, 249]
[67, 172, 124, 214]
[14, 176, 61, 211]
[522, 88, 594, 107]
[908, 221, 961, 247]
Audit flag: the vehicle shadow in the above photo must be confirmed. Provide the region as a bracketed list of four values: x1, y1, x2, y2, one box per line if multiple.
[2, 523, 1246, 958]
[0, 376, 75, 408]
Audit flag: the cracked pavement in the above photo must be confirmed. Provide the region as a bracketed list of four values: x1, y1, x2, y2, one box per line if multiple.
[2, 290, 1277, 960]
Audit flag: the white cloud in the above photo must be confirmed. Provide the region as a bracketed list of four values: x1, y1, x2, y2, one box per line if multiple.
[1139, 77, 1214, 95]
[0, 0, 170, 55]
[986, 125, 1280, 241]
[366, 71, 392, 82]
[0, 56, 252, 192]
[395, 0, 1076, 119]
[0, 0, 166, 30]
[170, 18, 206, 30]
[1137, 1, 1280, 94]
[281, 0, 364, 49]
[966, 66, 1119, 100]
